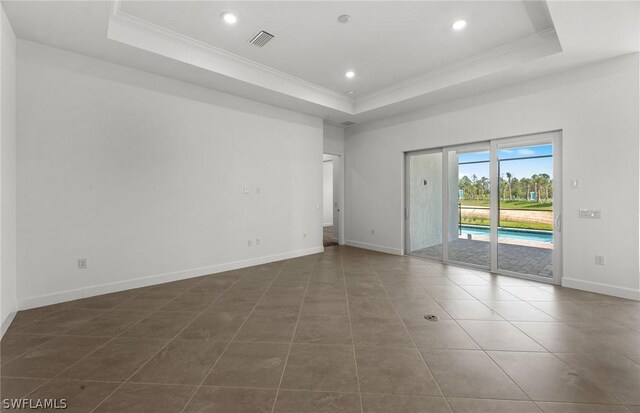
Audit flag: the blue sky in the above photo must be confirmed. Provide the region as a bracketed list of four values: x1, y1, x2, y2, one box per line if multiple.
[458, 144, 553, 180]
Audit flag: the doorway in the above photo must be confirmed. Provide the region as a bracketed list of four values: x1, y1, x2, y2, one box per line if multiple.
[405, 131, 561, 283]
[323, 154, 341, 247]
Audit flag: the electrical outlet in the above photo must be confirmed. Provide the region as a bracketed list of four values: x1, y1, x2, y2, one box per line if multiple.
[579, 209, 601, 219]
[256, 238, 260, 246]
[78, 258, 87, 269]
[371, 229, 375, 235]
[256, 187, 261, 194]
[247, 240, 252, 247]
[595, 256, 605, 265]
[243, 186, 249, 194]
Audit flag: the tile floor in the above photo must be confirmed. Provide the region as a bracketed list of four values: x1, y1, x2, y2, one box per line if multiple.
[323, 226, 338, 247]
[1, 246, 639, 413]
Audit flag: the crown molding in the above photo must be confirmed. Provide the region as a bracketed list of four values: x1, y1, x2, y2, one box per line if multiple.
[109, 0, 355, 113]
[358, 27, 559, 104]
[108, 1, 560, 116]
[355, 28, 561, 114]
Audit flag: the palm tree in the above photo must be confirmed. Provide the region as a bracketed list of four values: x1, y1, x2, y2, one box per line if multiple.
[505, 172, 513, 201]
[539, 173, 551, 202]
[520, 177, 531, 201]
[480, 177, 490, 200]
[511, 176, 520, 200]
[471, 174, 478, 199]
[531, 174, 543, 203]
[459, 175, 472, 200]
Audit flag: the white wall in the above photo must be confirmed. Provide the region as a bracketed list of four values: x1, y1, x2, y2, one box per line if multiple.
[322, 160, 334, 226]
[1, 5, 17, 336]
[345, 53, 640, 300]
[323, 123, 344, 157]
[16, 40, 324, 309]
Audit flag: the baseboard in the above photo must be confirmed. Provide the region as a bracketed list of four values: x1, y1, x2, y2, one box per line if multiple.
[18, 246, 324, 311]
[1, 309, 17, 338]
[562, 277, 640, 301]
[345, 240, 403, 256]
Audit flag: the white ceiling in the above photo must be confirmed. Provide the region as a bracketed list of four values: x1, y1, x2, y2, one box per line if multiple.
[118, 1, 554, 96]
[2, 1, 639, 127]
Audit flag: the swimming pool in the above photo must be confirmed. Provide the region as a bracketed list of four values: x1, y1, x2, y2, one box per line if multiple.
[460, 225, 553, 243]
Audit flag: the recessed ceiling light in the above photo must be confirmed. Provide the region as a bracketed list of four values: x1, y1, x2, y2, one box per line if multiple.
[338, 14, 351, 24]
[346, 91, 355, 96]
[452, 19, 467, 31]
[345, 71, 355, 79]
[221, 12, 237, 25]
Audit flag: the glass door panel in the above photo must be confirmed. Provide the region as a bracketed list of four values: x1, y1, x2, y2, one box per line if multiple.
[497, 141, 554, 278]
[406, 151, 443, 259]
[405, 132, 561, 283]
[446, 146, 491, 269]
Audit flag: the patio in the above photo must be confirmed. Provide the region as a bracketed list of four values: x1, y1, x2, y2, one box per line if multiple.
[412, 238, 553, 278]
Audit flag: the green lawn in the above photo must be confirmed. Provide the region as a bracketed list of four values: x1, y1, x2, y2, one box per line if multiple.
[460, 200, 553, 211]
[461, 216, 553, 231]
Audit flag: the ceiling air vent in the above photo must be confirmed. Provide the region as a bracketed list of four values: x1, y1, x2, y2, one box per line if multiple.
[249, 30, 275, 47]
[341, 121, 356, 127]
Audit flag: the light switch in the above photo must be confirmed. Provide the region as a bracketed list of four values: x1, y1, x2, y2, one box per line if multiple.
[571, 179, 579, 189]
[243, 186, 249, 194]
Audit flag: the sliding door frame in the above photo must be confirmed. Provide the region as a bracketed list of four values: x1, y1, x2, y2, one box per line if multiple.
[490, 131, 562, 284]
[404, 148, 444, 258]
[404, 130, 562, 284]
[443, 141, 493, 270]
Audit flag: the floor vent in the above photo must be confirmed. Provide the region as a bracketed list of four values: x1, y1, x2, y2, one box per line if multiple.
[249, 30, 275, 47]
[341, 121, 356, 127]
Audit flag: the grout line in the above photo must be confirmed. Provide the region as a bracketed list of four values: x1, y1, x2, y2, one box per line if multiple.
[621, 354, 640, 366]
[368, 255, 454, 413]
[8, 302, 114, 335]
[0, 288, 155, 371]
[0, 335, 58, 366]
[268, 256, 317, 413]
[339, 247, 365, 413]
[442, 274, 631, 406]
[6, 249, 638, 410]
[174, 262, 291, 413]
[425, 278, 536, 402]
[78, 273, 248, 413]
[442, 275, 629, 404]
[540, 351, 629, 405]
[533, 400, 634, 411]
[3, 375, 633, 406]
[2, 304, 145, 364]
[532, 400, 635, 407]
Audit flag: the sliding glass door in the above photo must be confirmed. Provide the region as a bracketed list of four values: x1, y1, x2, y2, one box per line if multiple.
[405, 132, 561, 282]
[495, 135, 560, 281]
[445, 145, 491, 269]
